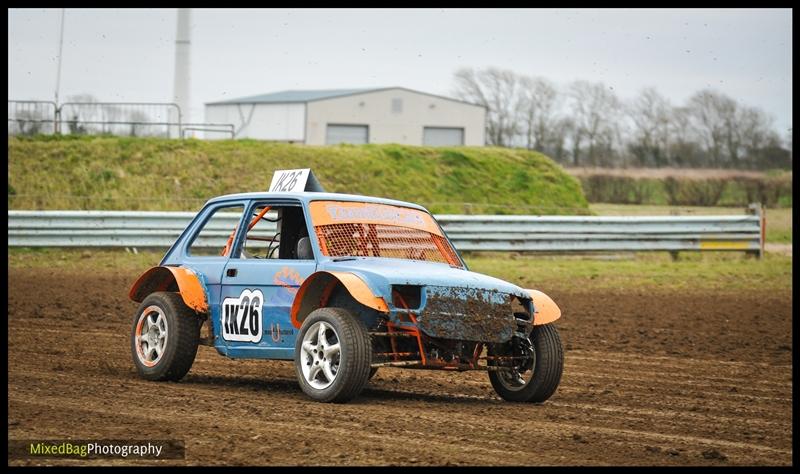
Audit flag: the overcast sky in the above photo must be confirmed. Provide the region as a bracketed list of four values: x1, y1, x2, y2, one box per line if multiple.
[8, 8, 793, 135]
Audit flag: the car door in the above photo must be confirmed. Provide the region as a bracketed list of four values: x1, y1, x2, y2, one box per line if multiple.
[219, 199, 317, 360]
[177, 200, 248, 354]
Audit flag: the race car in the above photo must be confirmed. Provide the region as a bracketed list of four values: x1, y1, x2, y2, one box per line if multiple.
[128, 190, 563, 403]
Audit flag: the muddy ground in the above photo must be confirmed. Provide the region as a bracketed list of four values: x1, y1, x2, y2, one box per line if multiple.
[7, 267, 792, 466]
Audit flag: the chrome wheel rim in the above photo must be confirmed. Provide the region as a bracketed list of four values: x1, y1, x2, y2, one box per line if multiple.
[300, 321, 341, 390]
[135, 305, 168, 367]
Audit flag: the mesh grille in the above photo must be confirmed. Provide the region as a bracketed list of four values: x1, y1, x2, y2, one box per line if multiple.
[315, 223, 460, 266]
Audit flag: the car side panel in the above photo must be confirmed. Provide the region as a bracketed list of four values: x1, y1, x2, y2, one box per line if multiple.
[218, 260, 316, 360]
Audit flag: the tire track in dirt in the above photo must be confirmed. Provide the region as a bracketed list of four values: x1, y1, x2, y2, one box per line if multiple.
[8, 267, 792, 466]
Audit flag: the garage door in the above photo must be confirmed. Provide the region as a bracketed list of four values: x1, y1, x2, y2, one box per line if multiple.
[326, 124, 369, 145]
[423, 127, 464, 146]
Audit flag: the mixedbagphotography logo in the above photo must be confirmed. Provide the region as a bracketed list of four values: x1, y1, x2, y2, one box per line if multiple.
[8, 439, 185, 460]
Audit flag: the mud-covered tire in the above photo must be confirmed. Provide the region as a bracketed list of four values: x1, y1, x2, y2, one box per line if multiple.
[489, 323, 563, 403]
[130, 292, 201, 381]
[294, 307, 372, 403]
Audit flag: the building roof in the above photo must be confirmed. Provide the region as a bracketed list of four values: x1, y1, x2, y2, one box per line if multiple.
[206, 87, 485, 108]
[206, 89, 377, 105]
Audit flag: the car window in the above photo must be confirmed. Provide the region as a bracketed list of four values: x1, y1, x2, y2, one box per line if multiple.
[235, 203, 312, 260]
[186, 204, 245, 257]
[309, 200, 462, 266]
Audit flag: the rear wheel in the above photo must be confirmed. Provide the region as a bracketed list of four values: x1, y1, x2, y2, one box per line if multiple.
[294, 307, 372, 403]
[130, 292, 201, 381]
[489, 323, 563, 403]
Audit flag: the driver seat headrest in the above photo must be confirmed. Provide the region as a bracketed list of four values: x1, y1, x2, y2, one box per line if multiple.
[296, 236, 313, 259]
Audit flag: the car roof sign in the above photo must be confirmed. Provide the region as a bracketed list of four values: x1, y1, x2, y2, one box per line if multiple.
[268, 169, 325, 193]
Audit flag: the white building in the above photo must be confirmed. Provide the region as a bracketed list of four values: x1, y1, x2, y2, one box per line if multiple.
[204, 87, 486, 146]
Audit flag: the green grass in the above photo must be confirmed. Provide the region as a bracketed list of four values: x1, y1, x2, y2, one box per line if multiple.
[9, 248, 791, 293]
[466, 251, 792, 292]
[8, 136, 589, 215]
[590, 203, 793, 244]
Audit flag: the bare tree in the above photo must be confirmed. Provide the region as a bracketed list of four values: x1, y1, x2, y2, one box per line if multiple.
[737, 106, 773, 157]
[127, 110, 152, 137]
[567, 81, 622, 166]
[686, 89, 738, 167]
[12, 110, 43, 136]
[453, 67, 523, 146]
[667, 106, 698, 166]
[548, 117, 574, 165]
[450, 67, 789, 170]
[518, 76, 560, 151]
[735, 106, 784, 168]
[65, 93, 99, 103]
[627, 88, 673, 167]
[63, 94, 100, 135]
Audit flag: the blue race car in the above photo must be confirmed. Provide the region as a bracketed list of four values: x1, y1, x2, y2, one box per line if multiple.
[129, 191, 563, 403]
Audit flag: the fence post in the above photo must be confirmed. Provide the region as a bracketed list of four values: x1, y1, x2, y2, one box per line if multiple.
[177, 104, 183, 139]
[668, 208, 680, 260]
[747, 202, 764, 259]
[54, 105, 61, 135]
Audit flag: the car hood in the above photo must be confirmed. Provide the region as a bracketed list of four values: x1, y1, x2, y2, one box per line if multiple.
[318, 257, 529, 300]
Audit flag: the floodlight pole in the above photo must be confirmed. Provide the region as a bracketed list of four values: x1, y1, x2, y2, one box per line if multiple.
[54, 8, 66, 133]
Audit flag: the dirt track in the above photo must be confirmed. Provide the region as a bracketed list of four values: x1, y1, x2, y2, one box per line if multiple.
[8, 267, 793, 466]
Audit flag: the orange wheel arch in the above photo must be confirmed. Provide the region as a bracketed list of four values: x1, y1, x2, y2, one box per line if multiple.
[527, 289, 561, 325]
[129, 266, 209, 314]
[290, 271, 389, 329]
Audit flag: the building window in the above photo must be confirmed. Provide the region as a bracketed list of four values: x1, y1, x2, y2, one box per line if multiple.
[391, 98, 403, 114]
[326, 124, 369, 145]
[423, 127, 464, 146]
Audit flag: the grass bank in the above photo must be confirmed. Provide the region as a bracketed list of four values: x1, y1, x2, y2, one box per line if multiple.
[8, 136, 588, 215]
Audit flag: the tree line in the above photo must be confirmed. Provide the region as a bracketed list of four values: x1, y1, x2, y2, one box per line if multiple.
[453, 67, 792, 169]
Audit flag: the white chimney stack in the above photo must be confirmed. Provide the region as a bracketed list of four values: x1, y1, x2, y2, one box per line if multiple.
[172, 8, 191, 133]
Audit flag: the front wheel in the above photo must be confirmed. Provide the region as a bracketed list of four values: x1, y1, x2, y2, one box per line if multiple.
[488, 323, 563, 403]
[294, 307, 372, 403]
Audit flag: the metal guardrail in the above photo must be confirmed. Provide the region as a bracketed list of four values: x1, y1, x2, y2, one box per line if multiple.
[7, 207, 765, 257]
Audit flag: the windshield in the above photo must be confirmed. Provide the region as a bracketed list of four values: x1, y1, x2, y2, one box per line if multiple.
[309, 200, 462, 266]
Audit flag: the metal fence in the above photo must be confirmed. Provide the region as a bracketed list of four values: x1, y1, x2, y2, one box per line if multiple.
[180, 123, 235, 139]
[58, 101, 181, 137]
[8, 100, 234, 139]
[7, 207, 765, 257]
[7, 100, 58, 135]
